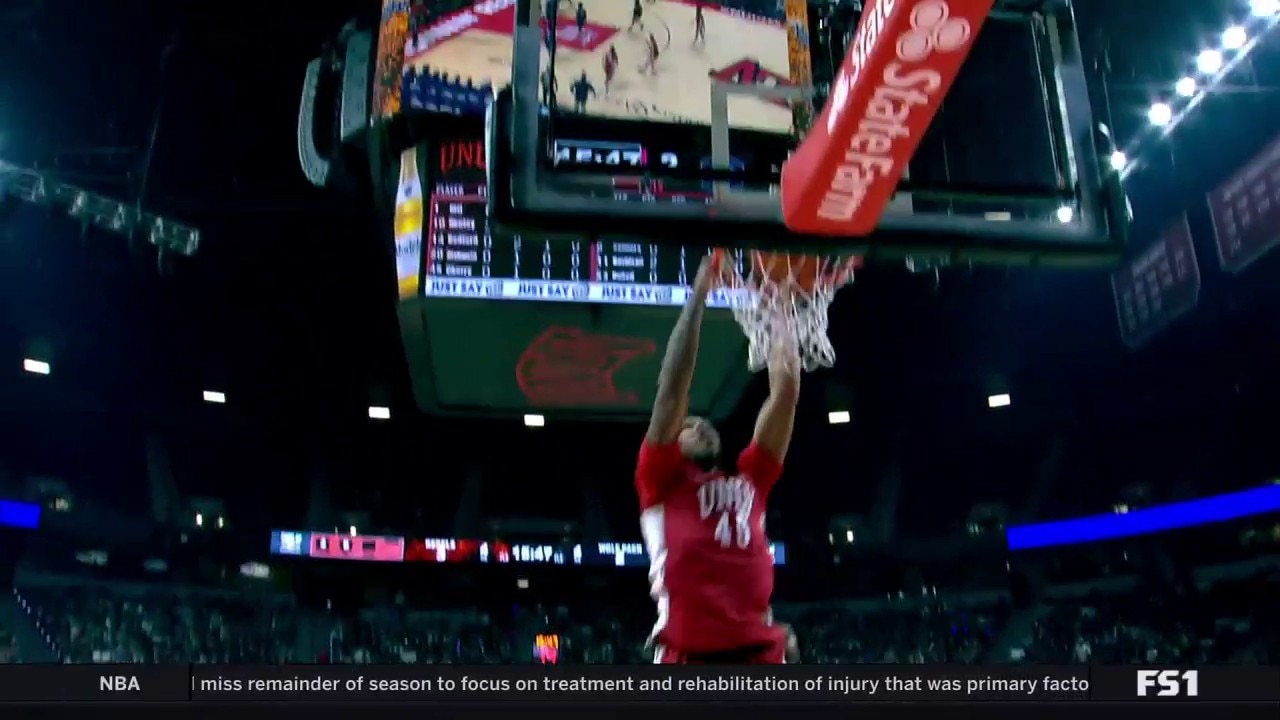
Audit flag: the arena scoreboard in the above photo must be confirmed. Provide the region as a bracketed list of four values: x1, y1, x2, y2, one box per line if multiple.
[413, 117, 790, 307]
[393, 120, 753, 419]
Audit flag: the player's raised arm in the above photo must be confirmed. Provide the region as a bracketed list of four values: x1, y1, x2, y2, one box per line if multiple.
[646, 254, 717, 444]
[750, 334, 801, 463]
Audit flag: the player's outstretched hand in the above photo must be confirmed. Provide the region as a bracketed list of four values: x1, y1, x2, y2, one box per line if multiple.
[692, 252, 720, 296]
[767, 324, 801, 387]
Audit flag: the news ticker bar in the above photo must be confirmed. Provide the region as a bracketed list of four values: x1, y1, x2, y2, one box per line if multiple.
[0, 665, 1275, 703]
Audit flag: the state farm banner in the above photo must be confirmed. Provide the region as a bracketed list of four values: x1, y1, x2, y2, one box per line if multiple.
[780, 0, 996, 235]
[1208, 131, 1280, 273]
[1111, 216, 1201, 349]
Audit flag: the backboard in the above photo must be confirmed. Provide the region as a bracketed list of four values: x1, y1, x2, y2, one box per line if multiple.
[487, 0, 1130, 266]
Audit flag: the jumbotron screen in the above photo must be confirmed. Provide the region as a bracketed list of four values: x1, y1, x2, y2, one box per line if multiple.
[396, 132, 769, 307]
[375, 0, 813, 133]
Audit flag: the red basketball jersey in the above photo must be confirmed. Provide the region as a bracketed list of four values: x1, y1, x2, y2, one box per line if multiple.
[635, 440, 784, 654]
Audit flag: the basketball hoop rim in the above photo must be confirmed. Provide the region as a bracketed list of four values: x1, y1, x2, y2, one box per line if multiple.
[714, 248, 862, 296]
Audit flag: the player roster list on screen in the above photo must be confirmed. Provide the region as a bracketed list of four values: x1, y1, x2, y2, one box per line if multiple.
[418, 137, 732, 308]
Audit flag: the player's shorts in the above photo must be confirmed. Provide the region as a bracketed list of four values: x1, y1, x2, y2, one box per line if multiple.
[653, 643, 786, 664]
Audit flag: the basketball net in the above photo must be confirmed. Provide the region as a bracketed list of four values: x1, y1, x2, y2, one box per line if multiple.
[716, 251, 859, 374]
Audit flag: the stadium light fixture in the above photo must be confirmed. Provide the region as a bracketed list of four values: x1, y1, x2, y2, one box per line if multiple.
[524, 414, 545, 427]
[1222, 25, 1248, 49]
[348, 525, 358, 536]
[1116, 6, 1280, 180]
[1055, 206, 1074, 223]
[22, 358, 50, 375]
[202, 390, 226, 404]
[1251, 0, 1280, 17]
[988, 393, 1011, 408]
[0, 161, 200, 261]
[368, 406, 391, 420]
[1147, 103, 1173, 126]
[195, 512, 204, 527]
[1109, 151, 1127, 171]
[827, 410, 851, 424]
[1196, 49, 1224, 74]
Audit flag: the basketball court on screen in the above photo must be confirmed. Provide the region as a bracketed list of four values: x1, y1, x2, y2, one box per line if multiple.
[406, 0, 793, 132]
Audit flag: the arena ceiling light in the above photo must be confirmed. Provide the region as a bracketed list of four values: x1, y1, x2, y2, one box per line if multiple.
[367, 406, 391, 420]
[1109, 151, 1128, 171]
[1251, 0, 1280, 17]
[827, 410, 851, 424]
[1121, 7, 1280, 181]
[1222, 25, 1248, 50]
[22, 358, 50, 375]
[1196, 49, 1225, 74]
[987, 393, 1011, 409]
[202, 390, 226, 404]
[523, 414, 545, 428]
[1147, 103, 1173, 127]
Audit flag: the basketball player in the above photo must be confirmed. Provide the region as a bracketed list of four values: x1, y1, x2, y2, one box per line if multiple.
[575, 2, 587, 38]
[629, 0, 644, 31]
[642, 32, 660, 75]
[603, 44, 619, 94]
[569, 71, 597, 113]
[540, 68, 558, 108]
[693, 3, 706, 46]
[636, 254, 801, 664]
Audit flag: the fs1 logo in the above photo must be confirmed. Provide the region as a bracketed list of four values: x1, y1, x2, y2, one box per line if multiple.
[1137, 670, 1199, 697]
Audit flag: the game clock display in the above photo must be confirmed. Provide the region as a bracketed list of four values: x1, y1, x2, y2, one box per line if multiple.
[552, 139, 678, 172]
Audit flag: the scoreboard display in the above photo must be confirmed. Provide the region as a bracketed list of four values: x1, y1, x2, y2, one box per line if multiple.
[419, 132, 758, 308]
[391, 118, 758, 419]
[424, 178, 722, 307]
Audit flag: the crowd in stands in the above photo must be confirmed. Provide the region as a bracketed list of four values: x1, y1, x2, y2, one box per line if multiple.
[1019, 569, 1279, 665]
[0, 563, 1273, 664]
[0, 616, 16, 662]
[785, 601, 1006, 664]
[402, 68, 492, 115]
[19, 585, 301, 664]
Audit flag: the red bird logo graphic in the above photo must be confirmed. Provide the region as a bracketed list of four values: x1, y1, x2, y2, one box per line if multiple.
[516, 326, 656, 406]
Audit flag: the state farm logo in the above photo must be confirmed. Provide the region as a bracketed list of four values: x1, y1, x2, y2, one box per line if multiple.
[827, 0, 969, 134]
[810, 0, 990, 231]
[896, 1, 971, 62]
